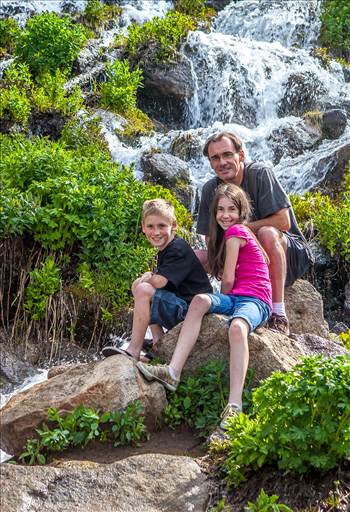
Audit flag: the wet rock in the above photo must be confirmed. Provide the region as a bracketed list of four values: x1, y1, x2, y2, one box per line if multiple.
[285, 279, 329, 338]
[154, 315, 305, 383]
[268, 121, 321, 164]
[0, 357, 166, 456]
[29, 110, 67, 140]
[321, 109, 347, 140]
[278, 71, 326, 117]
[170, 132, 204, 162]
[310, 142, 350, 197]
[0, 347, 37, 395]
[141, 151, 193, 210]
[73, 40, 109, 75]
[60, 0, 84, 15]
[1, 454, 208, 512]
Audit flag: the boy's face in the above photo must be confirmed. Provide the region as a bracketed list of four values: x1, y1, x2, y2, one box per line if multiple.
[142, 214, 176, 251]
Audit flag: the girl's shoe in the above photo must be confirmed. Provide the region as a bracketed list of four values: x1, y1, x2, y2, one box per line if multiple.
[220, 404, 241, 430]
[136, 362, 179, 391]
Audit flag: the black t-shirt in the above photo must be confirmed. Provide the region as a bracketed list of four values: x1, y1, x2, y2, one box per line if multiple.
[156, 235, 212, 303]
[197, 162, 305, 240]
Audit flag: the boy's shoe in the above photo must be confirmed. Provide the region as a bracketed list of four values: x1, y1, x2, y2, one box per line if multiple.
[136, 362, 179, 392]
[267, 313, 290, 336]
[220, 404, 242, 430]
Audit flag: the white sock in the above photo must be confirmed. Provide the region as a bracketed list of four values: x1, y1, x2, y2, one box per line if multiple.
[228, 402, 242, 411]
[168, 366, 177, 380]
[272, 302, 286, 317]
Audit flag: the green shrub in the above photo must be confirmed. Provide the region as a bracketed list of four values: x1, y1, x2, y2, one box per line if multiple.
[100, 59, 143, 113]
[0, 17, 21, 54]
[165, 360, 254, 436]
[175, 0, 216, 24]
[24, 257, 61, 321]
[15, 12, 88, 76]
[339, 329, 350, 350]
[19, 401, 149, 464]
[0, 134, 191, 309]
[32, 70, 83, 115]
[219, 355, 350, 486]
[81, 0, 122, 34]
[124, 11, 196, 64]
[320, 0, 350, 59]
[245, 489, 293, 512]
[60, 116, 108, 154]
[0, 85, 31, 126]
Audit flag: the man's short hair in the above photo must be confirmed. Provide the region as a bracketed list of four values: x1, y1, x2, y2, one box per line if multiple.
[142, 199, 176, 224]
[203, 131, 242, 157]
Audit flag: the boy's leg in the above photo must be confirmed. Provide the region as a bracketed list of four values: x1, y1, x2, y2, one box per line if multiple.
[126, 282, 156, 359]
[169, 294, 212, 378]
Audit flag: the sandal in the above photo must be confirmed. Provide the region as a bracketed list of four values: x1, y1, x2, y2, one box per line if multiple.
[101, 345, 153, 363]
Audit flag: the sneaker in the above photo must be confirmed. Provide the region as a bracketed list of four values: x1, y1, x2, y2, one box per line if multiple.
[267, 313, 290, 336]
[136, 362, 179, 392]
[219, 404, 241, 430]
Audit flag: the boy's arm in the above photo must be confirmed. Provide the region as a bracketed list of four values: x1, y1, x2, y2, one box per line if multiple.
[220, 237, 243, 294]
[139, 271, 168, 289]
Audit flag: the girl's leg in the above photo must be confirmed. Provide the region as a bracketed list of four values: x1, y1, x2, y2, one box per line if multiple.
[169, 294, 212, 378]
[227, 317, 250, 409]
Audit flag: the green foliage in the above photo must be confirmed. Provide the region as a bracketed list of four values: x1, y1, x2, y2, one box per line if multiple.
[339, 329, 350, 350]
[0, 134, 191, 310]
[81, 0, 122, 34]
[0, 17, 21, 54]
[245, 489, 294, 512]
[19, 402, 148, 464]
[175, 0, 216, 24]
[164, 360, 254, 436]
[100, 59, 143, 113]
[32, 70, 83, 115]
[15, 12, 88, 76]
[124, 11, 196, 64]
[290, 164, 350, 263]
[320, 0, 350, 59]
[24, 257, 61, 321]
[0, 85, 31, 126]
[60, 116, 108, 154]
[221, 355, 350, 486]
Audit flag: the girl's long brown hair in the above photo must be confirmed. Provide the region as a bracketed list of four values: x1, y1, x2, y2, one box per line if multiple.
[207, 184, 269, 279]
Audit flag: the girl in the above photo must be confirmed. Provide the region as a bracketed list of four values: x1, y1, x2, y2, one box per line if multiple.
[137, 184, 272, 430]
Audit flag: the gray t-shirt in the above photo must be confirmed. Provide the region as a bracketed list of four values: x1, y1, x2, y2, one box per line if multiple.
[196, 162, 304, 240]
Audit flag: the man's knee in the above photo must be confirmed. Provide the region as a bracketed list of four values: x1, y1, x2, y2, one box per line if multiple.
[257, 226, 287, 252]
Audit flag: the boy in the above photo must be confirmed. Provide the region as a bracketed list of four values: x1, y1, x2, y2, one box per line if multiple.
[102, 199, 212, 361]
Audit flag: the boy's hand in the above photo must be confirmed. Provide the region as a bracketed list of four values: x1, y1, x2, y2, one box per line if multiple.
[139, 271, 153, 283]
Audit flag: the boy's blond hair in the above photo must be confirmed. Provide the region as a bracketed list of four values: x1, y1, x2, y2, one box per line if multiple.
[142, 199, 176, 225]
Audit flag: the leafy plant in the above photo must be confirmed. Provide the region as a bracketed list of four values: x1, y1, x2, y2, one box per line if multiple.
[221, 355, 350, 486]
[100, 59, 143, 113]
[24, 257, 61, 321]
[0, 85, 31, 126]
[320, 0, 350, 60]
[15, 12, 88, 76]
[124, 11, 196, 64]
[32, 70, 83, 115]
[0, 17, 21, 54]
[245, 489, 294, 512]
[165, 360, 254, 436]
[18, 402, 149, 465]
[339, 329, 350, 350]
[81, 0, 122, 34]
[175, 0, 216, 24]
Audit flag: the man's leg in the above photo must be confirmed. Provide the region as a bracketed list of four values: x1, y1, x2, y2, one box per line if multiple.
[256, 226, 289, 334]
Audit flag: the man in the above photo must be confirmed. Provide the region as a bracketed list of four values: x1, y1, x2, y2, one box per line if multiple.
[196, 131, 313, 335]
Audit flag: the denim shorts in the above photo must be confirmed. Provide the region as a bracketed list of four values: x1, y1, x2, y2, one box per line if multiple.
[150, 289, 188, 330]
[207, 293, 271, 333]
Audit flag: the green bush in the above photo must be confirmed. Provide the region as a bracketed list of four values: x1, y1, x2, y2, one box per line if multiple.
[81, 0, 122, 34]
[175, 0, 216, 23]
[0, 85, 31, 126]
[32, 70, 83, 115]
[24, 257, 61, 321]
[165, 360, 254, 436]
[320, 0, 350, 59]
[218, 355, 350, 486]
[245, 489, 293, 512]
[100, 59, 143, 113]
[0, 134, 191, 309]
[124, 11, 196, 64]
[0, 17, 21, 54]
[19, 401, 149, 464]
[15, 12, 88, 76]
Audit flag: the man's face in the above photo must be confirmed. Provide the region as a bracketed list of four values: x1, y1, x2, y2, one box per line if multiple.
[142, 214, 176, 251]
[207, 137, 244, 185]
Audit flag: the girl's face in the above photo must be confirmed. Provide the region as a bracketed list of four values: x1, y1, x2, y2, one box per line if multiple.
[216, 196, 240, 230]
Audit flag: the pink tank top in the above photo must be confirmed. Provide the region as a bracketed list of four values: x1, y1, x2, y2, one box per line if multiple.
[224, 224, 272, 307]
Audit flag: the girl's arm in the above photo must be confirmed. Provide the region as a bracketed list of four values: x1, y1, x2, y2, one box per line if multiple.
[221, 236, 245, 294]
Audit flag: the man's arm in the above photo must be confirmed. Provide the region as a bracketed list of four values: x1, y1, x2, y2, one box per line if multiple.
[247, 207, 291, 234]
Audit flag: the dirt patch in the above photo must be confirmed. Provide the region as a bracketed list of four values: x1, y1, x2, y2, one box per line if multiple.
[48, 424, 206, 466]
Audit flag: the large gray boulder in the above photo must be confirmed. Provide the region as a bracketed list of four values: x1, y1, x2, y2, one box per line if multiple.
[321, 109, 348, 140]
[1, 454, 208, 512]
[278, 71, 326, 117]
[0, 346, 36, 395]
[0, 357, 167, 457]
